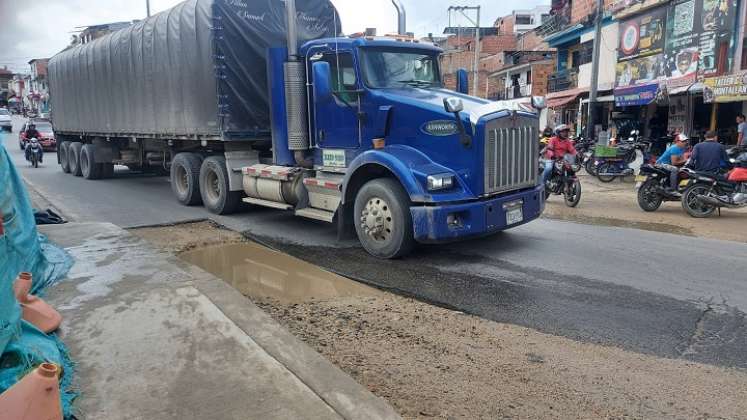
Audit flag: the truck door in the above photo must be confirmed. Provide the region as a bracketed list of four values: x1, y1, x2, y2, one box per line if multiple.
[312, 52, 361, 149]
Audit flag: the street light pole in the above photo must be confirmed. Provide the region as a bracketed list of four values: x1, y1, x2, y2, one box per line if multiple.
[448, 6, 481, 97]
[146, 0, 151, 17]
[587, 0, 603, 142]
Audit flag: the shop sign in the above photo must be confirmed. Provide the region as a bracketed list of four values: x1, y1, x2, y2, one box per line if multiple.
[703, 72, 747, 103]
[615, 53, 665, 88]
[614, 82, 660, 106]
[618, 6, 667, 61]
[667, 95, 689, 133]
[664, 0, 738, 79]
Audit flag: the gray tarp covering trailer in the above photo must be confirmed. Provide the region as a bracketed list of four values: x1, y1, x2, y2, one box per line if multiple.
[48, 0, 340, 139]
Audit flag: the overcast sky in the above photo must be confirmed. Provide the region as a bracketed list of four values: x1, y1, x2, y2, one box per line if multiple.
[0, 0, 546, 73]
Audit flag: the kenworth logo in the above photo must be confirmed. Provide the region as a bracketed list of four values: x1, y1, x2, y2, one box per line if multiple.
[421, 120, 459, 137]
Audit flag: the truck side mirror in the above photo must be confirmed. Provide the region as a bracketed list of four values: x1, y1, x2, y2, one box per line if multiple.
[443, 97, 464, 113]
[456, 69, 469, 95]
[313, 61, 333, 104]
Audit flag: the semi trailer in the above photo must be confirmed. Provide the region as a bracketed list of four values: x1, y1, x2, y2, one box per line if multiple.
[48, 0, 546, 258]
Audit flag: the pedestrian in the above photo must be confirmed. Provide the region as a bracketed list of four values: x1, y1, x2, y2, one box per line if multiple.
[690, 130, 729, 173]
[736, 114, 746, 146]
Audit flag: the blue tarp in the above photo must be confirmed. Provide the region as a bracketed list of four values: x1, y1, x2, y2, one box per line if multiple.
[0, 141, 76, 417]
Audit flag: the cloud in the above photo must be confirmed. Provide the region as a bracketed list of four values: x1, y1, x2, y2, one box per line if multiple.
[0, 0, 549, 73]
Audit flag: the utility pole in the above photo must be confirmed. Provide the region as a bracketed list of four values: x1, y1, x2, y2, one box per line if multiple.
[448, 6, 481, 97]
[146, 0, 151, 17]
[587, 0, 603, 142]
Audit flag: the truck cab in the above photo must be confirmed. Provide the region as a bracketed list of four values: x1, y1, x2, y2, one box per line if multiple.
[242, 36, 545, 258]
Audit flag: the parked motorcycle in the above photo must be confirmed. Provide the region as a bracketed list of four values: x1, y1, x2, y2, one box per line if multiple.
[680, 153, 747, 217]
[25, 138, 43, 168]
[543, 154, 582, 207]
[635, 164, 689, 212]
[593, 141, 650, 182]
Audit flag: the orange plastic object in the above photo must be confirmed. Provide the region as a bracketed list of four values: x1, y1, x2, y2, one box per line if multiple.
[0, 363, 63, 420]
[14, 273, 62, 333]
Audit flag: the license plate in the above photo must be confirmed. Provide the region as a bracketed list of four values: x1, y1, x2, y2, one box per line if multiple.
[506, 207, 523, 225]
[634, 175, 647, 182]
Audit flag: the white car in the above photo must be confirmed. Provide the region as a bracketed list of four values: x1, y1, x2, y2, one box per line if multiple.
[0, 108, 12, 132]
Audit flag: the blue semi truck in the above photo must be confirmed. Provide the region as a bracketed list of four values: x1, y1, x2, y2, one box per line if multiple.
[48, 0, 545, 258]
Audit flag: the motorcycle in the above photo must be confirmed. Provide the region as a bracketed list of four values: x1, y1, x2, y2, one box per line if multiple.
[680, 153, 747, 217]
[543, 154, 582, 207]
[635, 164, 689, 212]
[594, 140, 650, 182]
[25, 138, 43, 168]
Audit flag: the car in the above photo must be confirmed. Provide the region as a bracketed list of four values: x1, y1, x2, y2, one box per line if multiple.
[19, 119, 56, 151]
[0, 108, 12, 132]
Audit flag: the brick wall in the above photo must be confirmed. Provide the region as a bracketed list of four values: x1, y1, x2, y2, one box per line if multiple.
[516, 30, 550, 51]
[531, 62, 555, 96]
[480, 34, 517, 54]
[496, 15, 515, 34]
[571, 0, 616, 25]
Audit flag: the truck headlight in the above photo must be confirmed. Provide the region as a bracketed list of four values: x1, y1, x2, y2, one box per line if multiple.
[427, 173, 455, 191]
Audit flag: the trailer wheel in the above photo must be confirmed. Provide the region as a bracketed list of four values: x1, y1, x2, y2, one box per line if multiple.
[68, 142, 83, 177]
[170, 152, 203, 206]
[80, 144, 102, 180]
[59, 141, 71, 173]
[353, 178, 414, 259]
[199, 155, 241, 215]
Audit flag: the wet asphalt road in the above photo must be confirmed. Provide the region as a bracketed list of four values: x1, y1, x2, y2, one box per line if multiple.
[3, 117, 746, 368]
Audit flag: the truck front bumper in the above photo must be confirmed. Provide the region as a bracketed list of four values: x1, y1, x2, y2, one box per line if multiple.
[410, 184, 545, 243]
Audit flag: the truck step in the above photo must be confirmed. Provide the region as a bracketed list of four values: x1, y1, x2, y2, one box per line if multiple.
[295, 208, 335, 223]
[242, 197, 293, 210]
[303, 177, 342, 191]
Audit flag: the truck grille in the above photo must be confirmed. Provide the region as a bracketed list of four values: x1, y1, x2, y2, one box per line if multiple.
[484, 118, 538, 195]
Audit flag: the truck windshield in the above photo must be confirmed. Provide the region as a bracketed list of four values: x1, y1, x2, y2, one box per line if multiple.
[360, 49, 440, 89]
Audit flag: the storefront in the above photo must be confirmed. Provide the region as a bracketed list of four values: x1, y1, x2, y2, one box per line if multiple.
[702, 72, 747, 145]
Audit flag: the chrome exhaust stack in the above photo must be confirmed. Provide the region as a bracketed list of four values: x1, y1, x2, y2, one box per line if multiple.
[391, 0, 407, 35]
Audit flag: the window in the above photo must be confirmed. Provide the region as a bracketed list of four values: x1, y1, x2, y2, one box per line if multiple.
[515, 15, 533, 25]
[570, 41, 593, 68]
[527, 70, 532, 84]
[319, 53, 357, 92]
[360, 48, 441, 89]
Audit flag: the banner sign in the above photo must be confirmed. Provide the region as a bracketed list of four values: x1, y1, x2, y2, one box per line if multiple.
[612, 0, 670, 19]
[703, 72, 747, 103]
[664, 0, 738, 79]
[614, 82, 660, 106]
[615, 54, 665, 88]
[618, 6, 667, 61]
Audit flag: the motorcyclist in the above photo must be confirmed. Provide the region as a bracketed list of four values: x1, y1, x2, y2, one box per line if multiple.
[24, 122, 43, 163]
[542, 124, 577, 185]
[690, 130, 728, 173]
[655, 133, 688, 192]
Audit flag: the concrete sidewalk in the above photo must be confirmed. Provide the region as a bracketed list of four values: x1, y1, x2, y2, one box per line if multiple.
[40, 222, 399, 420]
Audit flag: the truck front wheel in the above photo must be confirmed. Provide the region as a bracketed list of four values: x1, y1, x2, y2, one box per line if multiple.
[199, 156, 241, 215]
[353, 178, 415, 259]
[170, 152, 203, 206]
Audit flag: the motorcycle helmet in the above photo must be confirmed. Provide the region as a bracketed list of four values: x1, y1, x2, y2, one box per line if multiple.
[554, 124, 571, 136]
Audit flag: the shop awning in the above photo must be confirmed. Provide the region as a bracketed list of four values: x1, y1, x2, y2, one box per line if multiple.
[581, 94, 615, 104]
[614, 83, 659, 106]
[667, 82, 704, 96]
[546, 88, 587, 108]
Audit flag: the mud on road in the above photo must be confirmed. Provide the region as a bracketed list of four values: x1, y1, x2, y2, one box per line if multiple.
[131, 222, 747, 420]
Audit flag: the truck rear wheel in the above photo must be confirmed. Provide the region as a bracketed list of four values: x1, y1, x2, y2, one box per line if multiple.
[199, 155, 241, 215]
[353, 178, 414, 259]
[59, 141, 71, 173]
[80, 144, 102, 180]
[68, 142, 83, 177]
[170, 152, 203, 206]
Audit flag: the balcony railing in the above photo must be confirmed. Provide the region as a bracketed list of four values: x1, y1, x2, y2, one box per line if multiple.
[547, 69, 578, 93]
[534, 12, 571, 37]
[504, 84, 533, 99]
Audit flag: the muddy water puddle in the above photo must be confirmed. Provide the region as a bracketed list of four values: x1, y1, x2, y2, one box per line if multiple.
[180, 242, 382, 304]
